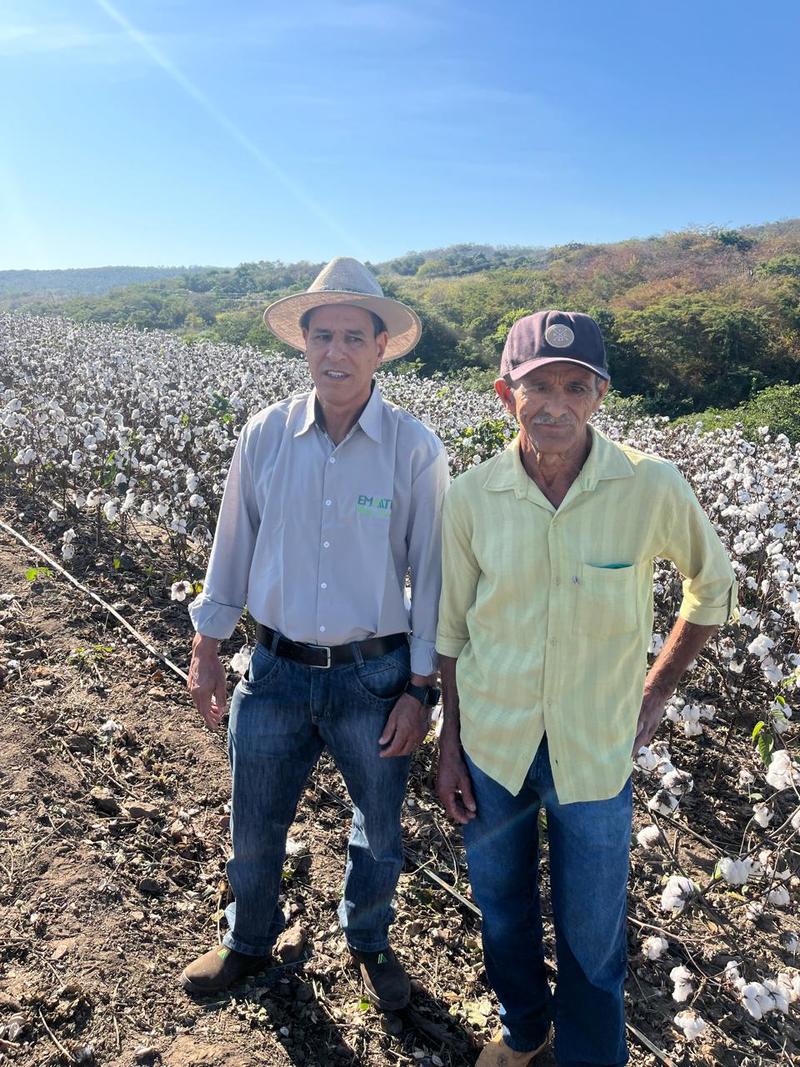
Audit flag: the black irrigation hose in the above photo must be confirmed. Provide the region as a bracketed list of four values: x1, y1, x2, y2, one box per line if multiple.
[0, 516, 677, 1066]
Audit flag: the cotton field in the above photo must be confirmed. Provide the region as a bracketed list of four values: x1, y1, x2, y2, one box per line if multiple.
[1, 311, 799, 1055]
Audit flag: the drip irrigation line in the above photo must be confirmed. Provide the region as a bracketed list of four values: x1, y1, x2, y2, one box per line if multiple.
[0, 517, 188, 684]
[1, 516, 676, 1066]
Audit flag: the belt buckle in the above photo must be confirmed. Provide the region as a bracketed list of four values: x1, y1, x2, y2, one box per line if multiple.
[310, 644, 332, 669]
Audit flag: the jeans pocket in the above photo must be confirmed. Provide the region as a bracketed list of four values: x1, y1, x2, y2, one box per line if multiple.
[350, 647, 411, 707]
[239, 643, 283, 694]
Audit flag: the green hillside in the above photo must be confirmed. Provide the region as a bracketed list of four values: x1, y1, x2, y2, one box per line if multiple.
[0, 265, 209, 302]
[8, 220, 800, 423]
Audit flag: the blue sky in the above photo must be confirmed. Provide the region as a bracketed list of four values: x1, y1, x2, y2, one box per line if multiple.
[1, 0, 798, 269]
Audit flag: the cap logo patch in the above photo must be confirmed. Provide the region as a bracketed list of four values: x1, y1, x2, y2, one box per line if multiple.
[545, 324, 574, 348]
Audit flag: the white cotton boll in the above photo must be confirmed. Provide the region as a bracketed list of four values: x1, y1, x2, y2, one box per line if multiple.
[763, 980, 790, 1015]
[753, 802, 773, 827]
[61, 543, 75, 560]
[642, 935, 669, 960]
[717, 857, 755, 885]
[103, 499, 119, 522]
[674, 1010, 706, 1041]
[648, 633, 664, 655]
[188, 493, 205, 508]
[48, 507, 59, 521]
[761, 657, 784, 685]
[746, 901, 765, 923]
[662, 769, 694, 797]
[97, 719, 123, 739]
[670, 965, 694, 1002]
[765, 750, 800, 790]
[768, 885, 790, 908]
[699, 704, 716, 721]
[790, 807, 800, 831]
[682, 704, 701, 724]
[737, 766, 755, 788]
[636, 746, 661, 772]
[636, 824, 662, 848]
[230, 646, 251, 676]
[729, 658, 745, 674]
[114, 472, 127, 486]
[665, 704, 681, 724]
[186, 474, 199, 492]
[739, 609, 760, 629]
[155, 502, 169, 518]
[781, 932, 799, 956]
[748, 634, 775, 659]
[661, 876, 696, 913]
[773, 712, 791, 735]
[684, 719, 704, 737]
[648, 789, 678, 816]
[741, 982, 773, 1020]
[722, 960, 741, 985]
[74, 492, 86, 508]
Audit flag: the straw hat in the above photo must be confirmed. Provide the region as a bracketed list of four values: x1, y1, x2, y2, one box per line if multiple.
[263, 257, 421, 360]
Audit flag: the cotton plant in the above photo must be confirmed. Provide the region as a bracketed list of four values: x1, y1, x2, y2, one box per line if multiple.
[642, 935, 669, 960]
[661, 876, 696, 914]
[670, 964, 695, 1002]
[229, 645, 252, 676]
[673, 1010, 706, 1040]
[716, 856, 760, 886]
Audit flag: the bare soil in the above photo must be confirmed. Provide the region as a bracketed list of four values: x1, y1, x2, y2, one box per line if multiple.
[0, 508, 798, 1067]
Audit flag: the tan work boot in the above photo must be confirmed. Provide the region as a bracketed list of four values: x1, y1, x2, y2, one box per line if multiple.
[180, 945, 269, 995]
[475, 1029, 550, 1066]
[350, 947, 410, 1011]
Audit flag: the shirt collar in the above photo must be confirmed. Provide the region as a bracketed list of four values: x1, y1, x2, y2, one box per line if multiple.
[483, 425, 634, 499]
[293, 381, 384, 444]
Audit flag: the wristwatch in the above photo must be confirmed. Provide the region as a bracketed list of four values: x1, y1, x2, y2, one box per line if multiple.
[405, 682, 441, 707]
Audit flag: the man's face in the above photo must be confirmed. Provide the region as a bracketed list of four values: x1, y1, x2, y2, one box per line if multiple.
[302, 305, 387, 409]
[495, 362, 608, 455]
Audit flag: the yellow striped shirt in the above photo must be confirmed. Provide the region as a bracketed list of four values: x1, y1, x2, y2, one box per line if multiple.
[436, 427, 737, 802]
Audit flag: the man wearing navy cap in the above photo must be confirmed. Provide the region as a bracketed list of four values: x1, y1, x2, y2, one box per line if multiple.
[436, 311, 736, 1065]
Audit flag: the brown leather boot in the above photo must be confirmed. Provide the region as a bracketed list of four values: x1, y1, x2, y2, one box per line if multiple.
[180, 945, 269, 995]
[475, 1030, 550, 1066]
[349, 947, 410, 1011]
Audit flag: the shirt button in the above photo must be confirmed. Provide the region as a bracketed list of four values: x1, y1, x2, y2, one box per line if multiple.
[319, 626, 326, 633]
[325, 499, 332, 506]
[320, 582, 327, 589]
[323, 541, 330, 548]
[329, 457, 336, 464]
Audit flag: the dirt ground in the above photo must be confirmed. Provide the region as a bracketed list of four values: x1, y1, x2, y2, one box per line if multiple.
[0, 508, 798, 1067]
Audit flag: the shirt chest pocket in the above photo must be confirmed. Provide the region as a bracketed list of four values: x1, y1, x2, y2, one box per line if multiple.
[574, 563, 639, 636]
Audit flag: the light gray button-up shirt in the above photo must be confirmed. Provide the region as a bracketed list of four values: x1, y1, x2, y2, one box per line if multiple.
[189, 383, 449, 675]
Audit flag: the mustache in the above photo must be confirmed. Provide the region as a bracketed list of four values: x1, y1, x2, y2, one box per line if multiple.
[532, 415, 575, 426]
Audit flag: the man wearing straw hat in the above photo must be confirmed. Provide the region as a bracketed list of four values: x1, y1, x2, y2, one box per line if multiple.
[181, 258, 448, 1008]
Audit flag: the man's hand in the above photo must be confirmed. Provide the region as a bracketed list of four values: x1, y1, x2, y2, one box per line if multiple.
[632, 618, 720, 756]
[632, 680, 671, 755]
[436, 744, 477, 824]
[188, 635, 228, 731]
[379, 693, 430, 758]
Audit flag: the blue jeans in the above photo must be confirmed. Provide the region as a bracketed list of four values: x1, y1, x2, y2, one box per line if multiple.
[223, 637, 411, 956]
[463, 738, 631, 1067]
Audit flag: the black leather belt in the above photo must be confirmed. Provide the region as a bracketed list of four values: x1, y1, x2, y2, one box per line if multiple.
[255, 624, 407, 669]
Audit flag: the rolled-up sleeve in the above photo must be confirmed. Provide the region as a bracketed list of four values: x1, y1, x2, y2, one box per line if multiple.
[436, 484, 481, 658]
[188, 428, 260, 638]
[664, 474, 738, 626]
[406, 445, 450, 675]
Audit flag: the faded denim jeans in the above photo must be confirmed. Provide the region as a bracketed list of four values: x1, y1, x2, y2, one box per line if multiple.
[223, 637, 411, 956]
[463, 738, 631, 1067]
